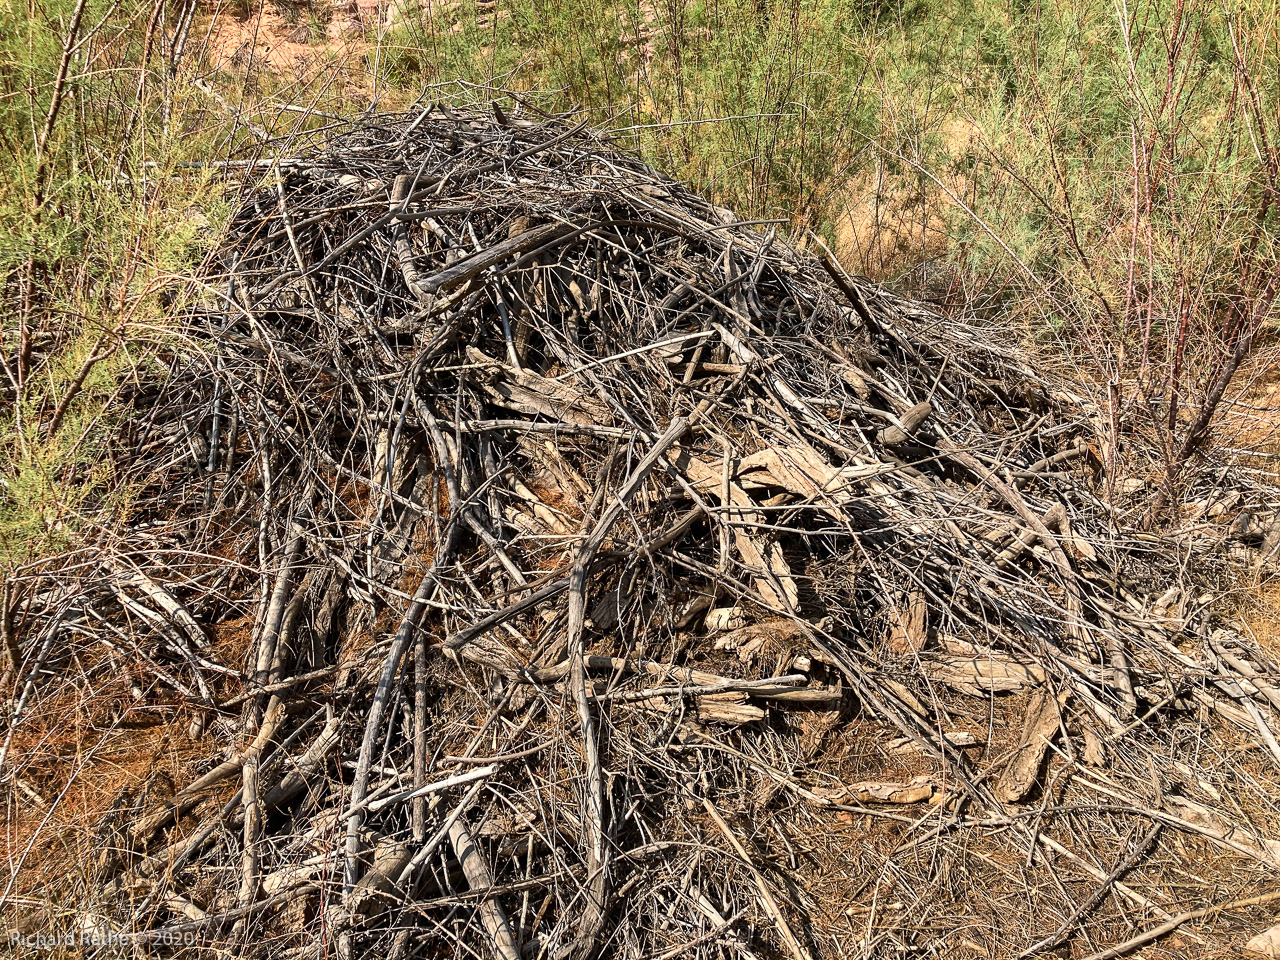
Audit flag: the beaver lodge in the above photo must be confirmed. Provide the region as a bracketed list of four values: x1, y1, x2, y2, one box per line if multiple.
[5, 108, 1280, 959]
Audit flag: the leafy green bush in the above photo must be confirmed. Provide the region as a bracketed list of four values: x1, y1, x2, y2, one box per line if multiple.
[375, 0, 878, 223]
[0, 0, 223, 563]
[869, 0, 1279, 512]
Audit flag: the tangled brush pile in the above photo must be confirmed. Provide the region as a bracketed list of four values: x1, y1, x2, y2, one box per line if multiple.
[5, 107, 1280, 959]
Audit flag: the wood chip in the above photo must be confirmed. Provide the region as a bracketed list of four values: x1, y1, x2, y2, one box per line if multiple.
[817, 776, 934, 805]
[1246, 922, 1280, 958]
[886, 589, 928, 655]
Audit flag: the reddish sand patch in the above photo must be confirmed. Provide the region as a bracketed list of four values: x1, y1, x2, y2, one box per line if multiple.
[201, 1, 370, 77]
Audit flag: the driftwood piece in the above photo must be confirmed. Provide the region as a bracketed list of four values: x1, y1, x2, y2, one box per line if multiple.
[669, 446, 799, 609]
[448, 820, 521, 960]
[923, 653, 1046, 696]
[996, 688, 1065, 803]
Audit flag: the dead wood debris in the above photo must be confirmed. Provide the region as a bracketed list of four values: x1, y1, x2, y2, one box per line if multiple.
[4, 107, 1280, 959]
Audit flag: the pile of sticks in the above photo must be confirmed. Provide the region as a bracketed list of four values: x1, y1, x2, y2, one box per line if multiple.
[5, 107, 1280, 958]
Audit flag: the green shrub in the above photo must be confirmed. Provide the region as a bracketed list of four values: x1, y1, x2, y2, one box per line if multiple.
[0, 0, 224, 564]
[871, 0, 1279, 511]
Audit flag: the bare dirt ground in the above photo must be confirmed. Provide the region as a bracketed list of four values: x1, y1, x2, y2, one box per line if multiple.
[203, 1, 368, 72]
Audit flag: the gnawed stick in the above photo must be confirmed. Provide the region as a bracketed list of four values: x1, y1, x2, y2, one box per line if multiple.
[560, 397, 718, 959]
[448, 818, 521, 960]
[1018, 823, 1162, 958]
[1076, 888, 1280, 960]
[700, 796, 813, 960]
